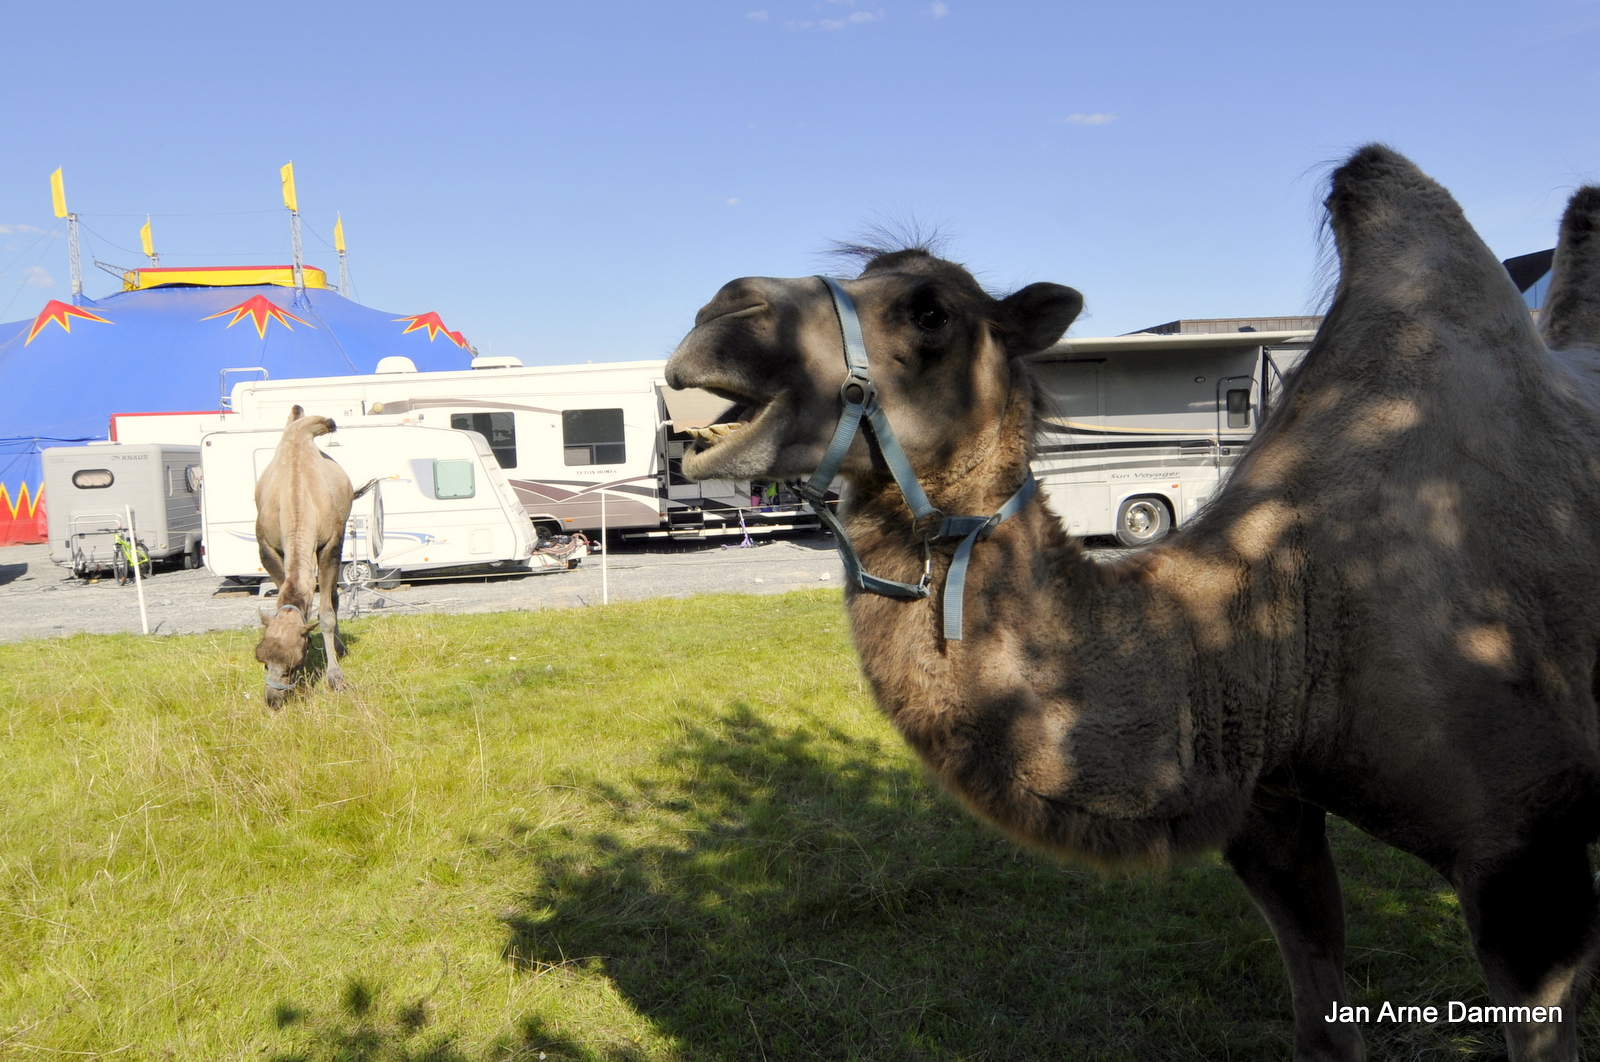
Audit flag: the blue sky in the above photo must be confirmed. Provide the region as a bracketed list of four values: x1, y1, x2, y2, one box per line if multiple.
[2, 1, 1596, 365]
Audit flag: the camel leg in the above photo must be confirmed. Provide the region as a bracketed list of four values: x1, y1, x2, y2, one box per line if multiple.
[259, 543, 287, 591]
[317, 540, 347, 690]
[1225, 792, 1363, 1062]
[1455, 841, 1599, 1062]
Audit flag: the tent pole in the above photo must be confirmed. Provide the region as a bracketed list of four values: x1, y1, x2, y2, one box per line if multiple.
[68, 214, 82, 303]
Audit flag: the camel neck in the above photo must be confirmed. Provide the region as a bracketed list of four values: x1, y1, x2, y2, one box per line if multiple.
[835, 381, 1293, 866]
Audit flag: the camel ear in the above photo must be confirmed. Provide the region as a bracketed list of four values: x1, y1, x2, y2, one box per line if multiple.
[286, 405, 304, 427]
[998, 283, 1084, 357]
[258, 606, 274, 626]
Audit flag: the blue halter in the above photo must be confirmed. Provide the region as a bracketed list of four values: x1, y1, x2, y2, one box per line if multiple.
[792, 275, 1037, 641]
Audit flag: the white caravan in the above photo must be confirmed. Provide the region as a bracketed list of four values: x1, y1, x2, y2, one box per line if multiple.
[1029, 329, 1314, 545]
[199, 423, 562, 580]
[114, 358, 815, 541]
[42, 442, 204, 576]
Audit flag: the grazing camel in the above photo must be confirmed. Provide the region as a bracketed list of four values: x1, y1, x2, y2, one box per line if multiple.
[254, 405, 355, 708]
[665, 146, 1600, 1061]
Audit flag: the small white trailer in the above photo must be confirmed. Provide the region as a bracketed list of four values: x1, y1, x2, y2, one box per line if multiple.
[1029, 329, 1315, 545]
[42, 442, 204, 577]
[114, 357, 818, 541]
[199, 422, 575, 581]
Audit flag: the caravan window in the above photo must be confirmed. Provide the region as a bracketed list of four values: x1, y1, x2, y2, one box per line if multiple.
[434, 460, 476, 499]
[1226, 389, 1251, 429]
[72, 469, 113, 489]
[450, 411, 517, 468]
[563, 408, 626, 466]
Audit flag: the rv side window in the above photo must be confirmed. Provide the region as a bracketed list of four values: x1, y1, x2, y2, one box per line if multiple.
[563, 408, 626, 466]
[72, 469, 113, 489]
[434, 460, 476, 499]
[1226, 389, 1251, 429]
[185, 465, 201, 493]
[450, 411, 517, 469]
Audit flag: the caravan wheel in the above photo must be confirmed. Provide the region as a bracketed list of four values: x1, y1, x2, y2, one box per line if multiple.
[1115, 496, 1172, 547]
[341, 560, 375, 588]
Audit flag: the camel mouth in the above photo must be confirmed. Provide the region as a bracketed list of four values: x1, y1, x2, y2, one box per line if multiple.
[680, 392, 782, 479]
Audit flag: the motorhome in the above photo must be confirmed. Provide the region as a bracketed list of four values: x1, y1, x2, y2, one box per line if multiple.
[42, 443, 204, 577]
[1029, 328, 1315, 545]
[114, 357, 815, 541]
[198, 423, 569, 581]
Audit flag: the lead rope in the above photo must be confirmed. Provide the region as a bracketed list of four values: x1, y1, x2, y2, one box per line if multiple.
[793, 275, 1035, 641]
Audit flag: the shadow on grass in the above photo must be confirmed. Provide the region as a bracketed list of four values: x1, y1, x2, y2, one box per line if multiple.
[271, 706, 1530, 1060]
[495, 706, 1346, 1061]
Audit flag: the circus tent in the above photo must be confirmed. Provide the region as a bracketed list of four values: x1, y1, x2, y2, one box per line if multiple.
[0, 265, 475, 545]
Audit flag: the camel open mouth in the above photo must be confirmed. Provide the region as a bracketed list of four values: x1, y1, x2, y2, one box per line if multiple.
[679, 394, 781, 479]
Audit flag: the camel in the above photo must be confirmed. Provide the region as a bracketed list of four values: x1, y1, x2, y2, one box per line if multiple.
[254, 405, 355, 709]
[664, 147, 1600, 1061]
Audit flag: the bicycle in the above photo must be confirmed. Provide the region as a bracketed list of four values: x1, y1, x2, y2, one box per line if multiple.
[109, 527, 152, 585]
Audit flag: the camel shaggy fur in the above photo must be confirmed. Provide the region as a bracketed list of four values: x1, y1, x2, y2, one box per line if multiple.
[254, 405, 355, 709]
[665, 147, 1600, 1061]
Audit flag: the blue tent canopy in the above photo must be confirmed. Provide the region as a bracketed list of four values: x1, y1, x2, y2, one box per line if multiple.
[0, 276, 476, 544]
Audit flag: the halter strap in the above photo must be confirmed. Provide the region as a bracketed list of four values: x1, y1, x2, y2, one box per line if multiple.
[263, 602, 307, 690]
[795, 275, 1035, 641]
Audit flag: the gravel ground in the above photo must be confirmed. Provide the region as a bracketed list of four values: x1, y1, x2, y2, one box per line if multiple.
[0, 532, 1132, 644]
[0, 534, 855, 643]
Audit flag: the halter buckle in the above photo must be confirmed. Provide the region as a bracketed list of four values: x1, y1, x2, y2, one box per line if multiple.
[840, 372, 875, 408]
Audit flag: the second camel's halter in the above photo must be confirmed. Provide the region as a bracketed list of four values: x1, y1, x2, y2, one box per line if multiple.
[263, 602, 307, 691]
[792, 275, 1036, 642]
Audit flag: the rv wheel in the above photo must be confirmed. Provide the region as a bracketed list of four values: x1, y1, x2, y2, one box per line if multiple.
[1115, 496, 1172, 548]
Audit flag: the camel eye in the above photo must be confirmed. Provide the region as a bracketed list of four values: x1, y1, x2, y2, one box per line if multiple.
[912, 301, 948, 331]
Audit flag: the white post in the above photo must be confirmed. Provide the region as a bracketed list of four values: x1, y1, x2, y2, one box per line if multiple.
[127, 505, 149, 635]
[600, 490, 609, 605]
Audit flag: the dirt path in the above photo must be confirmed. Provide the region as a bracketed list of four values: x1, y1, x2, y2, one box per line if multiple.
[0, 535, 850, 643]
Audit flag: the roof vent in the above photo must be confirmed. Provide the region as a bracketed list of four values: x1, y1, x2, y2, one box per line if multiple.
[471, 356, 523, 370]
[375, 356, 418, 374]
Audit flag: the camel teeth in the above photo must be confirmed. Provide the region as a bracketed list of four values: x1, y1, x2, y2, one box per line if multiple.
[685, 420, 750, 443]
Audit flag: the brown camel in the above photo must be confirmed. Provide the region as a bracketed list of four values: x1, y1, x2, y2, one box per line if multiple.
[254, 405, 355, 709]
[665, 146, 1600, 1061]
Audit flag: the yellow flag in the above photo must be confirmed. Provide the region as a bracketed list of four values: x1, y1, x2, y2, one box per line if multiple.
[334, 213, 346, 253]
[50, 168, 67, 218]
[140, 216, 155, 258]
[280, 162, 298, 212]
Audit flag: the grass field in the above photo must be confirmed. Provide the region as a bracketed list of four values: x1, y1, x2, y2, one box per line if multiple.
[0, 590, 1588, 1060]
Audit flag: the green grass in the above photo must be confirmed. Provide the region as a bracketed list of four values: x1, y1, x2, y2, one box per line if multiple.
[0, 590, 1585, 1060]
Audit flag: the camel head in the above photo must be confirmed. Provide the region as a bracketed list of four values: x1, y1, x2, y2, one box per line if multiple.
[665, 250, 1082, 487]
[255, 604, 315, 709]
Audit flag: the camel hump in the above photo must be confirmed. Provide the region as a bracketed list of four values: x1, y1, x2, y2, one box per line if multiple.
[1317, 144, 1537, 370]
[1540, 186, 1600, 352]
[281, 411, 337, 440]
